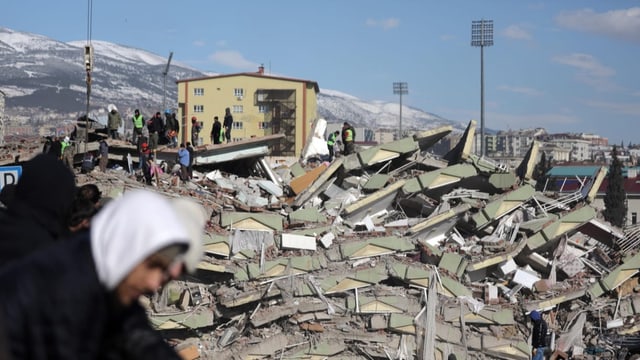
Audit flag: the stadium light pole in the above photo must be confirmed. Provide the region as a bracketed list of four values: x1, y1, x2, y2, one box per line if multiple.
[393, 82, 408, 140]
[471, 19, 493, 157]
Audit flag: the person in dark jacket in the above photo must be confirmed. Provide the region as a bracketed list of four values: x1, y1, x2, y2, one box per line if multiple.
[0, 190, 207, 360]
[210, 116, 222, 144]
[165, 111, 179, 148]
[0, 154, 76, 268]
[223, 107, 233, 143]
[48, 136, 63, 159]
[147, 112, 164, 150]
[530, 310, 548, 360]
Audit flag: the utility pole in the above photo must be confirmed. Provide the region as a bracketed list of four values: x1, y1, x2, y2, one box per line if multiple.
[163, 51, 174, 112]
[83, 0, 94, 153]
[471, 19, 493, 157]
[393, 82, 408, 140]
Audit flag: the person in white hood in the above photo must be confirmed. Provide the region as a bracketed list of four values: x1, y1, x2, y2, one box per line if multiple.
[0, 190, 208, 359]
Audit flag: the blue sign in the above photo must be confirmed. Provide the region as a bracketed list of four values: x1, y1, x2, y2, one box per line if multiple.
[0, 165, 22, 191]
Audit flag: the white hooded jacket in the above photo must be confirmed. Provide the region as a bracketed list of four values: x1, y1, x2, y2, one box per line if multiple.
[90, 190, 190, 290]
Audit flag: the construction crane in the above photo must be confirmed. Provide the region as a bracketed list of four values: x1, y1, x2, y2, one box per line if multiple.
[162, 51, 173, 112]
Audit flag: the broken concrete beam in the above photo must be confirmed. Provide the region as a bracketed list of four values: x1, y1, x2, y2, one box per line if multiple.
[413, 125, 453, 151]
[250, 302, 298, 327]
[280, 233, 317, 251]
[341, 179, 407, 222]
[348, 137, 419, 171]
[369, 314, 387, 330]
[246, 255, 325, 279]
[471, 184, 535, 230]
[217, 286, 282, 308]
[339, 236, 414, 260]
[292, 158, 343, 208]
[444, 119, 476, 164]
[238, 333, 290, 358]
[526, 206, 597, 252]
[221, 212, 283, 231]
[345, 295, 414, 314]
[588, 250, 640, 299]
[176, 343, 200, 360]
[401, 164, 478, 195]
[288, 207, 327, 224]
[289, 163, 327, 195]
[322, 264, 388, 294]
[319, 232, 334, 248]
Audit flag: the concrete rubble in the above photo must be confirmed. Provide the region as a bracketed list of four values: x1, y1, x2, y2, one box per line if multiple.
[70, 119, 640, 359]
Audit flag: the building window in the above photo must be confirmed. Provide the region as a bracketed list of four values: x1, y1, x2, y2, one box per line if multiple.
[234, 88, 244, 98]
[232, 105, 243, 113]
[193, 105, 204, 113]
[194, 88, 204, 96]
[633, 212, 637, 225]
[258, 105, 269, 113]
[232, 122, 243, 130]
[258, 122, 270, 129]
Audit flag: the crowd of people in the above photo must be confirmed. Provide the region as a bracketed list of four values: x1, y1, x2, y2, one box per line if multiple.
[0, 154, 208, 359]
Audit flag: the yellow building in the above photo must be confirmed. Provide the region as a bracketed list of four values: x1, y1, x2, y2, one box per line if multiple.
[176, 66, 319, 156]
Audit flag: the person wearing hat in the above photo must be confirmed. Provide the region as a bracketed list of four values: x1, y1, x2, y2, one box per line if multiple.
[191, 116, 202, 146]
[107, 104, 122, 140]
[0, 190, 208, 359]
[61, 135, 75, 171]
[529, 310, 548, 360]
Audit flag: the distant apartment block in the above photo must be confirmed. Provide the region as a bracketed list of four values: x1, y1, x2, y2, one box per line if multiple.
[176, 66, 319, 156]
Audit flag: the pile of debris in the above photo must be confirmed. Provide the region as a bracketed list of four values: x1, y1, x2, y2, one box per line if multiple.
[78, 120, 640, 359]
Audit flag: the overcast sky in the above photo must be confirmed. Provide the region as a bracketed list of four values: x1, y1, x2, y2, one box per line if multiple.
[2, 1, 640, 143]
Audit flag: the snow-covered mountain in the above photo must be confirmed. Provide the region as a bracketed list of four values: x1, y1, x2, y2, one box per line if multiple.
[0, 27, 464, 131]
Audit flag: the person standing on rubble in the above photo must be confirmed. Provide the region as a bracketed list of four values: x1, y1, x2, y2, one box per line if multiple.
[132, 109, 145, 144]
[107, 104, 123, 140]
[211, 116, 222, 145]
[61, 136, 75, 171]
[191, 116, 201, 146]
[186, 142, 195, 179]
[0, 154, 77, 267]
[177, 143, 190, 182]
[165, 110, 179, 148]
[48, 136, 63, 159]
[327, 130, 339, 161]
[223, 107, 233, 143]
[147, 112, 164, 151]
[99, 138, 109, 172]
[530, 310, 548, 360]
[0, 190, 207, 360]
[341, 122, 355, 155]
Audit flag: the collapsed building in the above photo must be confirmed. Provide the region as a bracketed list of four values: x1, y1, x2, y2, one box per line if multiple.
[67, 119, 640, 359]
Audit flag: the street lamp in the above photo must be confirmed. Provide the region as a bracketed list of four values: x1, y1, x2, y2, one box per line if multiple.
[471, 19, 493, 157]
[393, 82, 408, 139]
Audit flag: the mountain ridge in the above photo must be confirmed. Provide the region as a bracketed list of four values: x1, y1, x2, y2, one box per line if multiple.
[0, 27, 465, 132]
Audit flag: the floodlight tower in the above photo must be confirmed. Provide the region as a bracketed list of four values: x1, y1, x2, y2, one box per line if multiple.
[163, 51, 174, 112]
[393, 82, 408, 140]
[471, 19, 493, 157]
